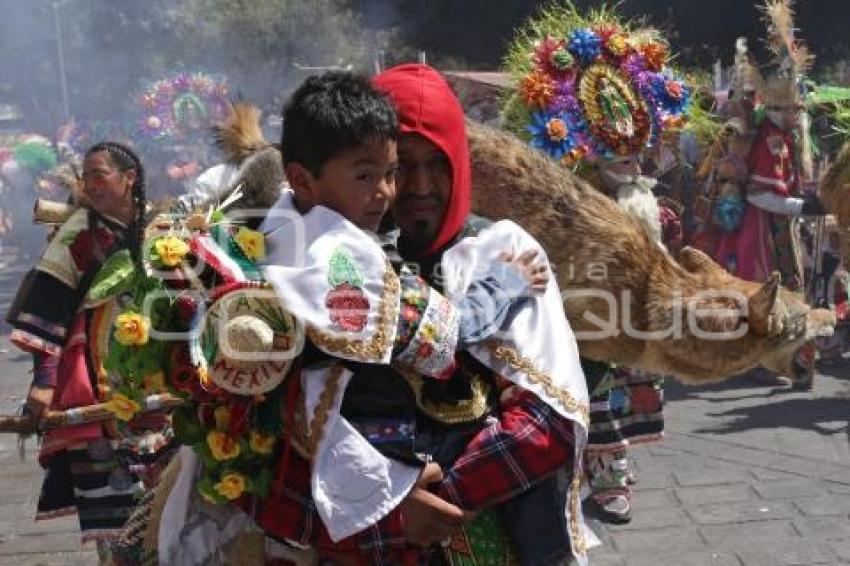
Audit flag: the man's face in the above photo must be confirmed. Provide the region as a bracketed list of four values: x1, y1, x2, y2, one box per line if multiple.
[291, 138, 397, 232]
[393, 134, 452, 247]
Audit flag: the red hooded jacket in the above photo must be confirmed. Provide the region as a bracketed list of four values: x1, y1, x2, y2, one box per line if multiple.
[373, 63, 471, 255]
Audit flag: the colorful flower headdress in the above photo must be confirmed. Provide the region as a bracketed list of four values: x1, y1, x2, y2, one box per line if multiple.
[135, 71, 230, 142]
[502, 2, 690, 165]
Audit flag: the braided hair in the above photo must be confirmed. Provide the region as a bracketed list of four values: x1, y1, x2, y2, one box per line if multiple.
[84, 142, 146, 267]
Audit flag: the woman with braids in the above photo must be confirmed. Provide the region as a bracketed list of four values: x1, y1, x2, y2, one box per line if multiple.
[6, 142, 172, 559]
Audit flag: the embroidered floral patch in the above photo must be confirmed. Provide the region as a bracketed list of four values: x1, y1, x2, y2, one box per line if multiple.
[326, 247, 370, 332]
[395, 276, 429, 350]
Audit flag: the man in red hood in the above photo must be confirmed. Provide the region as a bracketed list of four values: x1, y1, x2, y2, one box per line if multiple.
[373, 63, 583, 566]
[373, 63, 476, 270]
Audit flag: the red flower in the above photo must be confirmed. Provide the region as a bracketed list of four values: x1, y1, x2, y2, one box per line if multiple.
[326, 283, 370, 332]
[68, 228, 116, 272]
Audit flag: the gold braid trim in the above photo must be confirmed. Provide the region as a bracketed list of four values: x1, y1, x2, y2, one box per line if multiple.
[395, 365, 492, 425]
[307, 260, 400, 362]
[569, 474, 587, 556]
[304, 364, 344, 457]
[488, 343, 590, 426]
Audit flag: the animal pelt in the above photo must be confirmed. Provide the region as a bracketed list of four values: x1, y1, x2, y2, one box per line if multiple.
[466, 119, 835, 383]
[614, 178, 663, 246]
[212, 102, 271, 165]
[207, 103, 284, 224]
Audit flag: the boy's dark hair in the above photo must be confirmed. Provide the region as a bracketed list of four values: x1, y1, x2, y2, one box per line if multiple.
[281, 71, 398, 176]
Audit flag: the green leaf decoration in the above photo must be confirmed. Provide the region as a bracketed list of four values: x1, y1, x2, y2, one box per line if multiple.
[328, 247, 364, 288]
[173, 407, 205, 445]
[88, 250, 135, 303]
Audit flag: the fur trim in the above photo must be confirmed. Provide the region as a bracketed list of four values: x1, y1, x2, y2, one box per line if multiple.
[212, 102, 271, 165]
[616, 180, 663, 246]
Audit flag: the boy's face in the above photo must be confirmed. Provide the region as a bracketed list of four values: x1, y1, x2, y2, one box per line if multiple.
[288, 138, 398, 232]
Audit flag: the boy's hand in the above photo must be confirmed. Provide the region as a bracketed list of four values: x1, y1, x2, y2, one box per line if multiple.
[499, 249, 549, 293]
[25, 384, 54, 427]
[400, 462, 468, 547]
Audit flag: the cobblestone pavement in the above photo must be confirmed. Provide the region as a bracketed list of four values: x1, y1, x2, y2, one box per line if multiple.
[587, 360, 850, 566]
[0, 247, 846, 565]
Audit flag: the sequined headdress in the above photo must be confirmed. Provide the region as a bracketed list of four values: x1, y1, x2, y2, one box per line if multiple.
[502, 2, 690, 165]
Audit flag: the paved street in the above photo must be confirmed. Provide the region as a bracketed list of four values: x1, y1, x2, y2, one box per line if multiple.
[0, 248, 845, 565]
[587, 361, 850, 566]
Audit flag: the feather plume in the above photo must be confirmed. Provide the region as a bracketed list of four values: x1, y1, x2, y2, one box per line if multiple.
[211, 102, 271, 165]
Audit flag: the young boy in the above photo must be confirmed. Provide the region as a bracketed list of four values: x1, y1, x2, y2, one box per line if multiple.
[256, 71, 587, 565]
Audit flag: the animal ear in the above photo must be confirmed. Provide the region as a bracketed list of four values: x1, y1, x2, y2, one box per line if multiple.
[748, 272, 780, 336]
[678, 246, 719, 274]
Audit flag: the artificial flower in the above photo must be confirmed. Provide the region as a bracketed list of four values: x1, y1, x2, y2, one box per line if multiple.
[639, 42, 667, 72]
[249, 431, 276, 455]
[591, 23, 620, 42]
[567, 28, 602, 66]
[606, 33, 631, 58]
[214, 473, 246, 500]
[105, 392, 142, 422]
[235, 227, 265, 260]
[519, 70, 555, 108]
[153, 236, 190, 267]
[528, 110, 576, 161]
[114, 312, 150, 346]
[207, 430, 241, 461]
[551, 47, 575, 71]
[533, 37, 569, 75]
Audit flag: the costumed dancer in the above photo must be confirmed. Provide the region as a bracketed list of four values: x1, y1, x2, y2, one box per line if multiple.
[5, 142, 175, 563]
[105, 74, 587, 565]
[250, 70, 591, 565]
[710, 1, 829, 387]
[501, 2, 690, 523]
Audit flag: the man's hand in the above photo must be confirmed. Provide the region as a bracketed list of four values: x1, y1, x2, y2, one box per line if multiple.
[499, 249, 549, 293]
[25, 384, 54, 427]
[400, 462, 467, 547]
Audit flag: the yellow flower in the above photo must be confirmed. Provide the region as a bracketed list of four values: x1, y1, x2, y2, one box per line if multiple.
[214, 473, 246, 500]
[249, 430, 276, 455]
[105, 392, 142, 421]
[154, 236, 190, 267]
[207, 430, 241, 461]
[142, 371, 166, 394]
[419, 323, 437, 342]
[234, 227, 265, 260]
[114, 312, 150, 346]
[214, 406, 231, 430]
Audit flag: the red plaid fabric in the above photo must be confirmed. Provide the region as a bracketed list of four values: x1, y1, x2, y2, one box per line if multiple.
[438, 389, 576, 510]
[250, 389, 574, 562]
